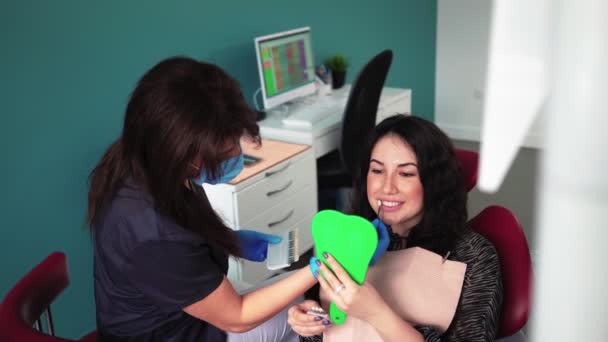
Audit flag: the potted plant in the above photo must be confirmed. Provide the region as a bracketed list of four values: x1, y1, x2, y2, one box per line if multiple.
[324, 54, 350, 89]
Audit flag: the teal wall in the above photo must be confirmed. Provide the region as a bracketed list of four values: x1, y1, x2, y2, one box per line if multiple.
[0, 0, 436, 338]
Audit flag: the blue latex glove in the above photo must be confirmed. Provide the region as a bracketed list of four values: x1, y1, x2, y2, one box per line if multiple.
[235, 230, 282, 262]
[369, 218, 390, 265]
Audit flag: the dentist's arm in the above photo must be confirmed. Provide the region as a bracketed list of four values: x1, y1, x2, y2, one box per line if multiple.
[184, 267, 317, 332]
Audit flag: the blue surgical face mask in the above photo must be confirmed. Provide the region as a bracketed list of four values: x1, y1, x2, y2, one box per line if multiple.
[193, 153, 244, 186]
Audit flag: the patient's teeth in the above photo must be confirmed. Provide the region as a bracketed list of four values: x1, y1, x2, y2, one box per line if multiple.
[377, 200, 382, 207]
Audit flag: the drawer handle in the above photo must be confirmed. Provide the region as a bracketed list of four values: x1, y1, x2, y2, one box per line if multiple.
[266, 180, 293, 197]
[265, 161, 291, 177]
[268, 210, 294, 228]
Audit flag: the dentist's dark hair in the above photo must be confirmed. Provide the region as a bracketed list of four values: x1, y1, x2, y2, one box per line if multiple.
[349, 114, 468, 255]
[87, 56, 260, 256]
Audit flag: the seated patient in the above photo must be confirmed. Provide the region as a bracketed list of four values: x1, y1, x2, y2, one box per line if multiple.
[88, 56, 318, 342]
[288, 115, 503, 342]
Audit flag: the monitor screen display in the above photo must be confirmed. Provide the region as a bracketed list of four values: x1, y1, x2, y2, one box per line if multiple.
[254, 27, 316, 109]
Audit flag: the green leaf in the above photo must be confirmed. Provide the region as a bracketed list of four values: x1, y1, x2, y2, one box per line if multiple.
[324, 54, 350, 73]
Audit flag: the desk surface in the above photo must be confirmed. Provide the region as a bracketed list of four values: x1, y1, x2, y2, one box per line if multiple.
[231, 138, 310, 184]
[258, 85, 410, 144]
[258, 85, 411, 157]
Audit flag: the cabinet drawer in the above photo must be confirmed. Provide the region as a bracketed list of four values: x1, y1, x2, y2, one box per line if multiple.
[236, 153, 315, 224]
[239, 210, 316, 285]
[295, 211, 314, 253]
[241, 184, 316, 233]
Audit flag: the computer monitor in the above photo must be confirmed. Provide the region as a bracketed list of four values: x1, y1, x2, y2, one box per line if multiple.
[254, 27, 316, 109]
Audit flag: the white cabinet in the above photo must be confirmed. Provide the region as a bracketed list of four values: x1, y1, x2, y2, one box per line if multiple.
[204, 139, 317, 285]
[376, 87, 412, 124]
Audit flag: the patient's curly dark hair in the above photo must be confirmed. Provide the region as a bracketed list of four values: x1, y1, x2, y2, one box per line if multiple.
[349, 114, 468, 255]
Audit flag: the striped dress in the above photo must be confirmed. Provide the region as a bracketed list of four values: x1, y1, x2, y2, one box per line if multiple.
[301, 230, 503, 342]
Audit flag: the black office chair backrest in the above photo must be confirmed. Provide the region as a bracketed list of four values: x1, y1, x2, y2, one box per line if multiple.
[340, 49, 393, 175]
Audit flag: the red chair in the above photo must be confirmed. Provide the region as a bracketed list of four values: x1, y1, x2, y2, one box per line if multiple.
[469, 205, 533, 339]
[455, 148, 479, 193]
[0, 251, 97, 342]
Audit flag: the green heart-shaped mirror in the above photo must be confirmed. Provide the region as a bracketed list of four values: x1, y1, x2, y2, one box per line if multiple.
[311, 209, 378, 325]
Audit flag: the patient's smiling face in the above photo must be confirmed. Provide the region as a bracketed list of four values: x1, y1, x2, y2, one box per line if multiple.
[366, 134, 424, 236]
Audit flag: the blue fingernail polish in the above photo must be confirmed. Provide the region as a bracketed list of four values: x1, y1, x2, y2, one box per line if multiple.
[315, 259, 321, 266]
[322, 252, 329, 258]
[323, 320, 330, 325]
[314, 316, 321, 321]
[314, 271, 319, 278]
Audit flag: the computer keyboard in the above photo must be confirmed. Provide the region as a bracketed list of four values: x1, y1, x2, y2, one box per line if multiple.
[281, 100, 344, 128]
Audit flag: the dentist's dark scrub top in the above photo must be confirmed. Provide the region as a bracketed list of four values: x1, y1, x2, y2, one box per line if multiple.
[92, 178, 228, 342]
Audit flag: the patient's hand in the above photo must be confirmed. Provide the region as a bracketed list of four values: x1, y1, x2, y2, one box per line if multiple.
[319, 285, 331, 313]
[287, 300, 332, 337]
[317, 252, 386, 322]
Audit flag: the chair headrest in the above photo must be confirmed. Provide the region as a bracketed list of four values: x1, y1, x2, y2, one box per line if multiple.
[455, 148, 479, 193]
[469, 206, 533, 338]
